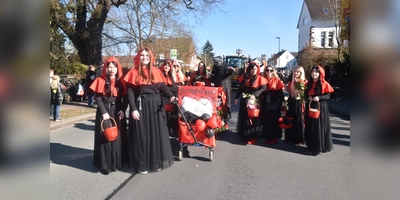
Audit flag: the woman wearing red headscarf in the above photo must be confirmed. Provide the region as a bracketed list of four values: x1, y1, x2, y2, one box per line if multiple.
[304, 65, 334, 156]
[234, 62, 268, 145]
[261, 65, 286, 145]
[189, 62, 211, 86]
[160, 60, 180, 138]
[124, 47, 176, 174]
[262, 65, 285, 144]
[90, 56, 128, 175]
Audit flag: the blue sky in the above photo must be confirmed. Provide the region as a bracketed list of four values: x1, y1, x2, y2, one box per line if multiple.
[189, 0, 303, 59]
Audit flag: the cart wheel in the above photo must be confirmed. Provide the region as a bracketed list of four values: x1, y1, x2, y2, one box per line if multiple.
[209, 150, 214, 161]
[178, 150, 183, 161]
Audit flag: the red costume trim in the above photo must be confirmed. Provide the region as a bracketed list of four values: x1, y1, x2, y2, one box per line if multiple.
[237, 62, 268, 87]
[90, 56, 127, 96]
[307, 65, 334, 95]
[267, 78, 284, 91]
[124, 67, 166, 85]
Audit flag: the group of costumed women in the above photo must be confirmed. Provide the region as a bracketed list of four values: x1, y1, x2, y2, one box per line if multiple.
[89, 48, 335, 175]
[90, 47, 219, 175]
[91, 47, 175, 175]
[234, 62, 334, 156]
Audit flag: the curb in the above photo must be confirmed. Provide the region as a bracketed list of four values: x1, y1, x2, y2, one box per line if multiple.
[329, 108, 350, 120]
[50, 113, 96, 131]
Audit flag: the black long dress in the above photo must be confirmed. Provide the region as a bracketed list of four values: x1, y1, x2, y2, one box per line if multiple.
[304, 93, 333, 153]
[261, 89, 284, 142]
[211, 63, 234, 122]
[235, 76, 266, 142]
[261, 78, 285, 143]
[285, 96, 305, 144]
[92, 80, 128, 173]
[127, 82, 174, 172]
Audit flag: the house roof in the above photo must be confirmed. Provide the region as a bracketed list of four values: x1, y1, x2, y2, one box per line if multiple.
[305, 0, 335, 20]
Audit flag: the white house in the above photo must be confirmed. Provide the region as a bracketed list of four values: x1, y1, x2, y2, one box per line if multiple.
[268, 50, 297, 71]
[297, 0, 340, 51]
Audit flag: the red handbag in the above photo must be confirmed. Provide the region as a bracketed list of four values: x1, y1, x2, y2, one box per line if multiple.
[308, 101, 320, 119]
[101, 117, 118, 142]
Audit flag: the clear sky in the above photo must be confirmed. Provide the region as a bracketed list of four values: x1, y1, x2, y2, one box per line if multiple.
[189, 0, 303, 60]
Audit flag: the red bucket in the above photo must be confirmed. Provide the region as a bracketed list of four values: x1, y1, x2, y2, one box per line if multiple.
[247, 108, 260, 119]
[308, 101, 320, 119]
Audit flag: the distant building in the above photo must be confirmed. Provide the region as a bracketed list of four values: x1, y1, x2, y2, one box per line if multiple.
[267, 50, 297, 71]
[297, 0, 341, 51]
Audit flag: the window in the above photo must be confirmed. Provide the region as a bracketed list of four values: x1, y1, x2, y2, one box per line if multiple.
[321, 31, 326, 47]
[303, 17, 308, 25]
[328, 31, 334, 47]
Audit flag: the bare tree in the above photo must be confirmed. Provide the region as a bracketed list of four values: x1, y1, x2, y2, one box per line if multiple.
[50, 0, 225, 66]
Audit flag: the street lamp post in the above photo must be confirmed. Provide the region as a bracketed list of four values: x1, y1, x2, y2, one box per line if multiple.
[276, 37, 280, 53]
[276, 37, 280, 68]
[236, 48, 242, 56]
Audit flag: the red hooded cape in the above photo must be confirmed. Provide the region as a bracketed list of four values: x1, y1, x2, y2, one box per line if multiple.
[237, 62, 268, 88]
[308, 65, 334, 96]
[267, 78, 284, 91]
[90, 56, 127, 96]
[160, 60, 174, 85]
[124, 47, 166, 85]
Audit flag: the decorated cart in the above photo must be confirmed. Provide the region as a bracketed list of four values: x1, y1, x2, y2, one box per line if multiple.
[172, 86, 228, 161]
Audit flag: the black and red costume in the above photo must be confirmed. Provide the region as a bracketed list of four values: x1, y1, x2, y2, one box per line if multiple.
[304, 65, 334, 155]
[90, 56, 128, 174]
[124, 47, 174, 172]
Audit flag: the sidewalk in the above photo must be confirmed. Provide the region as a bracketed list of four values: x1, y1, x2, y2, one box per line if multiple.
[327, 97, 350, 120]
[50, 96, 350, 131]
[50, 102, 96, 131]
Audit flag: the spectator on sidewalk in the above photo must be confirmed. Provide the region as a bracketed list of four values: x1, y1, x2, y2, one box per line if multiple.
[90, 57, 128, 175]
[95, 61, 104, 78]
[50, 75, 63, 122]
[329, 68, 341, 101]
[304, 65, 334, 156]
[85, 65, 96, 107]
[50, 69, 54, 119]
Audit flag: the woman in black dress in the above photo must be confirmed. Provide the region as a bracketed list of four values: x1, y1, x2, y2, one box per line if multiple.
[261, 65, 285, 145]
[124, 47, 176, 174]
[304, 65, 334, 155]
[90, 57, 128, 175]
[285, 66, 307, 145]
[234, 62, 267, 145]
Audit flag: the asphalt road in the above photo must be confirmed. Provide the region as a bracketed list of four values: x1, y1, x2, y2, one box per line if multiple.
[50, 90, 350, 200]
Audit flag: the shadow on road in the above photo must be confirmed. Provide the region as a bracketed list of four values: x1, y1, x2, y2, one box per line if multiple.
[50, 142, 97, 173]
[73, 122, 95, 131]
